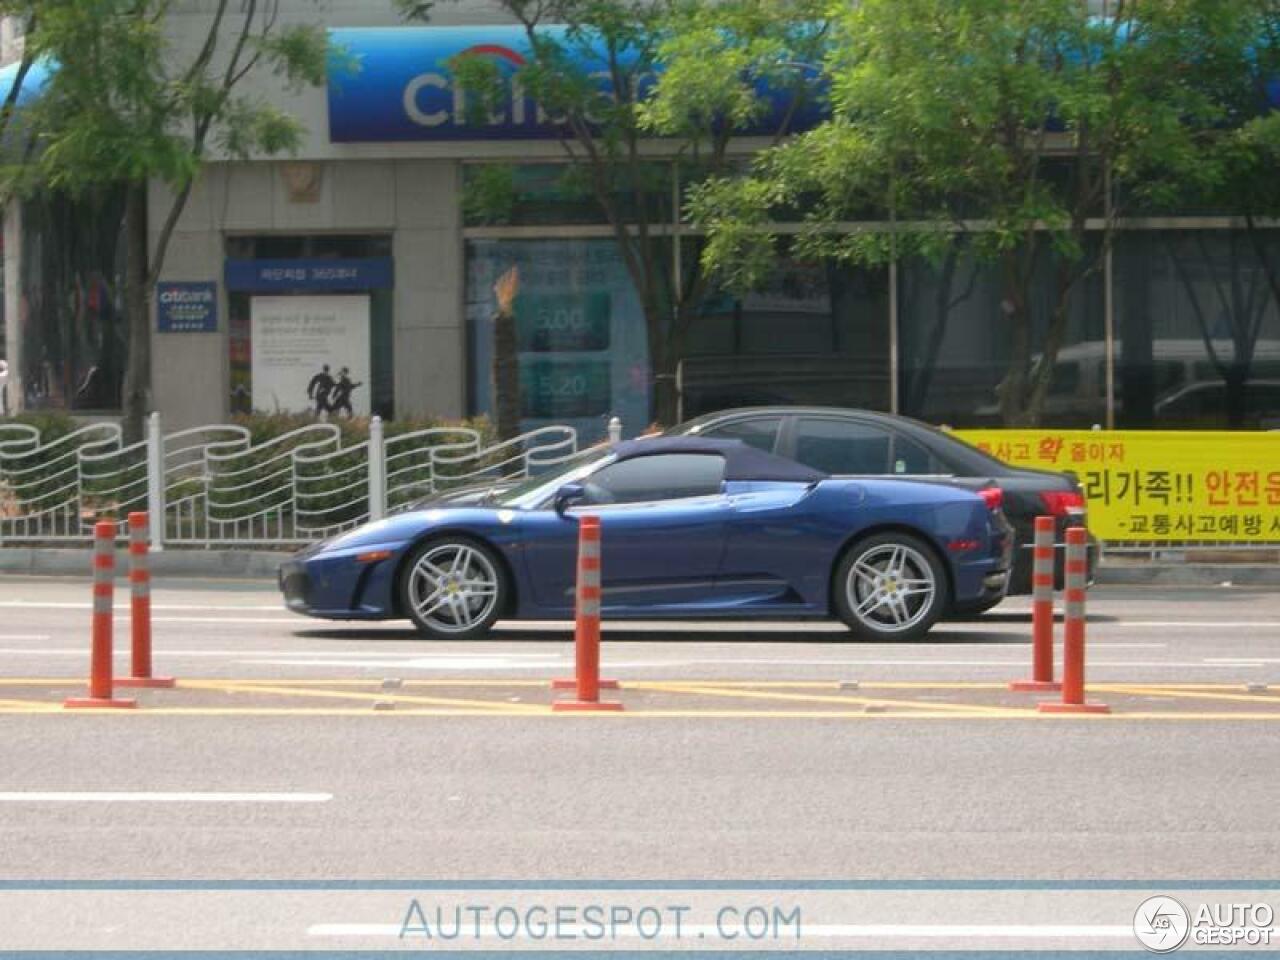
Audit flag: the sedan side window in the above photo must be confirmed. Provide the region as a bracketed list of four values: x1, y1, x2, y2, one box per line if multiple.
[700, 417, 783, 454]
[585, 453, 726, 505]
[794, 418, 892, 474]
[891, 435, 935, 474]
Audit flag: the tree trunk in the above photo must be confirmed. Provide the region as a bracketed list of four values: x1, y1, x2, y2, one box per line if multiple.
[647, 298, 684, 429]
[996, 248, 1033, 426]
[1023, 261, 1076, 425]
[491, 308, 521, 441]
[908, 242, 968, 415]
[120, 180, 150, 444]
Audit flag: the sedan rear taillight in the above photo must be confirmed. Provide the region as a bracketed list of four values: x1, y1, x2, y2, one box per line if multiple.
[1040, 490, 1086, 516]
[979, 486, 1004, 511]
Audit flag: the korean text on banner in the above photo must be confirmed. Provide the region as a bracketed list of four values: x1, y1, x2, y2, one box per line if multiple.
[953, 430, 1280, 542]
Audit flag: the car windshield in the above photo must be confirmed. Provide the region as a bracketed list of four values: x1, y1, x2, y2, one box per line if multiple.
[492, 445, 614, 509]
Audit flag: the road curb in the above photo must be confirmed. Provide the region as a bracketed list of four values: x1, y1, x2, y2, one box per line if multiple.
[1, 547, 1277, 585]
[1095, 563, 1280, 586]
[0, 547, 290, 579]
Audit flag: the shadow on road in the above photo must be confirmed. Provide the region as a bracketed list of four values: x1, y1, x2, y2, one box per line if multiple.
[286, 624, 1101, 646]
[944, 612, 1119, 624]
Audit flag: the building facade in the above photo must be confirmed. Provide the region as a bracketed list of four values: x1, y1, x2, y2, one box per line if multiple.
[3, 0, 1279, 434]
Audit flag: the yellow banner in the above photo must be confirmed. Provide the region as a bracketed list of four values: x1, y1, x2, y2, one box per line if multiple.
[953, 430, 1280, 542]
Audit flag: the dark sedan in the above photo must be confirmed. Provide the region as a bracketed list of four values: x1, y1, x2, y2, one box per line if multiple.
[668, 406, 1095, 614]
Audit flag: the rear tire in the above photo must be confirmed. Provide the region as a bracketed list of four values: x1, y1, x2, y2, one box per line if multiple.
[399, 536, 507, 640]
[834, 532, 949, 641]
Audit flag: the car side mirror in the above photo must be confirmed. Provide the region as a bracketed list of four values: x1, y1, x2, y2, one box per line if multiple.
[553, 482, 586, 515]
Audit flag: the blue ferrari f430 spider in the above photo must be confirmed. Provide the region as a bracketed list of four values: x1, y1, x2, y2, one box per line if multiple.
[279, 437, 1013, 641]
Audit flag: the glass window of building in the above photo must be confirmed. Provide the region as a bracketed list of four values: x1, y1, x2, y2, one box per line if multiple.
[466, 237, 652, 438]
[225, 234, 395, 419]
[680, 244, 891, 418]
[898, 237, 1106, 428]
[1115, 229, 1280, 429]
[463, 163, 673, 227]
[19, 188, 128, 412]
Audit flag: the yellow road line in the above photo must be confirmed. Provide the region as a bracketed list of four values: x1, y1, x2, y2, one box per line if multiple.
[626, 681, 1033, 716]
[1100, 684, 1280, 706]
[177, 679, 543, 714]
[1, 705, 1278, 720]
[0, 698, 60, 711]
[0, 677, 1268, 690]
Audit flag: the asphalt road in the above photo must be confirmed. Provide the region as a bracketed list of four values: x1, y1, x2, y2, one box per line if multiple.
[1, 576, 1277, 887]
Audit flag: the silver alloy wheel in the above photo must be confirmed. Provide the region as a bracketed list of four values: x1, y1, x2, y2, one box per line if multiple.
[407, 541, 500, 635]
[844, 542, 937, 635]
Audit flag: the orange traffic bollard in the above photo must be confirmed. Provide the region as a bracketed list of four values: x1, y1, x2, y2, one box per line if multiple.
[1039, 527, 1109, 715]
[64, 520, 136, 709]
[553, 515, 622, 712]
[1009, 515, 1061, 692]
[117, 512, 175, 689]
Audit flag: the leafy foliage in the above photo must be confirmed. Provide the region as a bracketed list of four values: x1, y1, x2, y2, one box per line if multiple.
[0, 1, 332, 441]
[686, 0, 1280, 425]
[434, 0, 829, 423]
[11, 0, 329, 197]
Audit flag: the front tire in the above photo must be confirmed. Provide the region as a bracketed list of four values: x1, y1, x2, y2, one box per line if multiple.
[834, 532, 949, 641]
[399, 537, 507, 640]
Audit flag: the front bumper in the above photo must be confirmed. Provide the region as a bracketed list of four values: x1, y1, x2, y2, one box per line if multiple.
[277, 543, 404, 620]
[278, 561, 313, 614]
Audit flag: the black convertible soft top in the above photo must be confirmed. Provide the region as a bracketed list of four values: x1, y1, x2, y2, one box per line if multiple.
[611, 436, 827, 484]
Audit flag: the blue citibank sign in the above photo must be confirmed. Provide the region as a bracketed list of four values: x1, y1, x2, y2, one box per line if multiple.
[157, 281, 218, 333]
[327, 25, 823, 142]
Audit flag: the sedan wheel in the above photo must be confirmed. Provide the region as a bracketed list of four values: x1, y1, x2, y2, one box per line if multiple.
[835, 533, 949, 641]
[400, 538, 506, 640]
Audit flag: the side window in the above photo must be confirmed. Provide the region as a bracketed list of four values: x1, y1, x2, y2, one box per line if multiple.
[891, 435, 934, 474]
[587, 453, 726, 505]
[701, 417, 782, 454]
[794, 418, 892, 474]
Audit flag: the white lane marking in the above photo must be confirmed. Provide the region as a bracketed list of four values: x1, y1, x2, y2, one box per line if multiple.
[137, 617, 301, 625]
[1203, 657, 1280, 663]
[1120, 621, 1279, 628]
[0, 648, 1250, 671]
[0, 601, 282, 611]
[0, 791, 331, 803]
[240, 656, 568, 671]
[0, 635, 51, 641]
[0, 648, 559, 658]
[308, 922, 1131, 940]
[241, 657, 1253, 671]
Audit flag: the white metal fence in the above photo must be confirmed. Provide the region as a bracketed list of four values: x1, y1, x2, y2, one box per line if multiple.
[0, 414, 581, 548]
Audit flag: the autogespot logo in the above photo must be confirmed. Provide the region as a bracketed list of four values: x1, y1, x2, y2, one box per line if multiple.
[1134, 896, 1191, 953]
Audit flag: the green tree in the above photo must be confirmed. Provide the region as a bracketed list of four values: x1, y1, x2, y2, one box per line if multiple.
[1137, 0, 1280, 427]
[688, 0, 1231, 426]
[407, 0, 826, 427]
[11, 0, 329, 439]
[0, 3, 40, 158]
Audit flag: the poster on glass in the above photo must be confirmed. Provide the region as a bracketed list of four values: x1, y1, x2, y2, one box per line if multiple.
[249, 295, 371, 417]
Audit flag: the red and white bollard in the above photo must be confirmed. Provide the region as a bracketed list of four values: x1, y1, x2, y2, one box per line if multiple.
[117, 511, 174, 689]
[1009, 515, 1061, 692]
[553, 515, 622, 712]
[64, 520, 136, 709]
[1039, 527, 1109, 715]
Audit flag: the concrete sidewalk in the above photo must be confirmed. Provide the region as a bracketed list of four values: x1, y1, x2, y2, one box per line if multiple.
[1, 546, 1276, 585]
